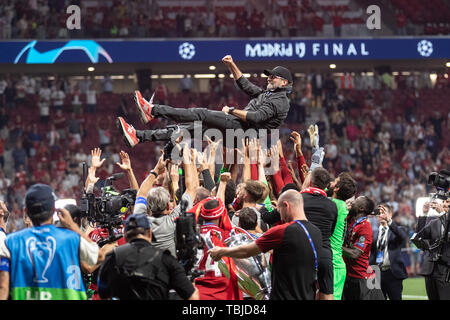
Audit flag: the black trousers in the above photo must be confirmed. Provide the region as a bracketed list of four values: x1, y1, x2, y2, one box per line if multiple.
[380, 268, 404, 300]
[138, 105, 246, 142]
[425, 267, 450, 300]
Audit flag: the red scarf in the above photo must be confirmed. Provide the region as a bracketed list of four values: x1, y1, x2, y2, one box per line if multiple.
[301, 187, 327, 197]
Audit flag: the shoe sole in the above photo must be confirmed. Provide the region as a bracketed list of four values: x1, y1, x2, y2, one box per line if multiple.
[134, 91, 150, 125]
[116, 118, 135, 148]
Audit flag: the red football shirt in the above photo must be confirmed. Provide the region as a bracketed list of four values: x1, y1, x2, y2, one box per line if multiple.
[343, 217, 374, 279]
[195, 223, 242, 300]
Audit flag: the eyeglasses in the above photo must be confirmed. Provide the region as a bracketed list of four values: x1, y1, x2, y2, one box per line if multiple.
[268, 75, 286, 81]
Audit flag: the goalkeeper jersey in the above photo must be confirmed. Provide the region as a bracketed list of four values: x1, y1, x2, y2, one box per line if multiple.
[330, 198, 349, 269]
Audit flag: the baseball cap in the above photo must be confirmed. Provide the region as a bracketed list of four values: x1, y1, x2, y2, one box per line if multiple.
[125, 213, 152, 232]
[25, 184, 57, 215]
[263, 66, 293, 83]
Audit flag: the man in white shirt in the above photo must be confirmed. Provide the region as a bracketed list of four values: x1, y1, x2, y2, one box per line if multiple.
[86, 86, 97, 113]
[51, 87, 66, 112]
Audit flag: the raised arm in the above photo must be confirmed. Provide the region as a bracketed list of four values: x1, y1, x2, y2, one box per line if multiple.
[134, 151, 167, 213]
[85, 147, 106, 191]
[205, 136, 222, 179]
[182, 146, 199, 202]
[216, 172, 231, 202]
[222, 55, 263, 98]
[116, 151, 139, 190]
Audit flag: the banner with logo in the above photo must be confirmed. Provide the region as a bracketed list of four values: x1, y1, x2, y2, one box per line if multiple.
[1, 37, 448, 64]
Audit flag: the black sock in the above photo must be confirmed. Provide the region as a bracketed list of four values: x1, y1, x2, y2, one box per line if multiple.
[135, 130, 143, 142]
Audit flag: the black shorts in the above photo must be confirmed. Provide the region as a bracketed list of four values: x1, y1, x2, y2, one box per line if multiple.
[318, 257, 334, 295]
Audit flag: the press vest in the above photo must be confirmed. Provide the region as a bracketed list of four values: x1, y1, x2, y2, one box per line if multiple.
[5, 224, 86, 300]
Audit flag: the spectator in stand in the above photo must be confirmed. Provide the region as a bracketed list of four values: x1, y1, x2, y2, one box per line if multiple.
[53, 109, 67, 139]
[154, 81, 169, 104]
[269, 9, 286, 37]
[332, 9, 342, 37]
[102, 74, 113, 94]
[38, 96, 50, 123]
[86, 83, 97, 113]
[396, 10, 407, 36]
[12, 140, 27, 171]
[51, 84, 65, 113]
[4, 79, 15, 110]
[68, 112, 83, 145]
[15, 78, 26, 107]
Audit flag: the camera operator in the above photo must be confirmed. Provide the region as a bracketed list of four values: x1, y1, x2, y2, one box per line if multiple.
[97, 213, 199, 300]
[342, 196, 385, 300]
[413, 198, 450, 300]
[369, 204, 408, 300]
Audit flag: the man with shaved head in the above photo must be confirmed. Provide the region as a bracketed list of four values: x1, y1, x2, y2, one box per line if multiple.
[208, 190, 322, 300]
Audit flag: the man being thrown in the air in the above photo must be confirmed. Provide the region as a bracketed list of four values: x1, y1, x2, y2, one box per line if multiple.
[116, 55, 293, 148]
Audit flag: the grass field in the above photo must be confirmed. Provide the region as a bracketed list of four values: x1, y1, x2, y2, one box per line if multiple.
[402, 277, 428, 300]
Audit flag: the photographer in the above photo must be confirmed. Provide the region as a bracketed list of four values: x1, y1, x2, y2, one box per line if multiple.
[369, 204, 408, 300]
[97, 213, 199, 300]
[413, 198, 450, 300]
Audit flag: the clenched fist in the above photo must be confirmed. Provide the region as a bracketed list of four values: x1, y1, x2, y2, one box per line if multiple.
[222, 55, 233, 65]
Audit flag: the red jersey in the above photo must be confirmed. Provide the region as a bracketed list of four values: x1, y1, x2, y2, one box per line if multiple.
[195, 223, 242, 300]
[343, 217, 374, 279]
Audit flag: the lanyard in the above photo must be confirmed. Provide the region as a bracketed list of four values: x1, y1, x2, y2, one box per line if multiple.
[347, 216, 367, 240]
[295, 220, 318, 277]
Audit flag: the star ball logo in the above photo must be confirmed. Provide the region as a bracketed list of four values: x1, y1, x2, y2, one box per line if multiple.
[417, 40, 433, 57]
[179, 42, 196, 60]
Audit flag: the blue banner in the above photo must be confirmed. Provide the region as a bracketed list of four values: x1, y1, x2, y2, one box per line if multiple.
[1, 37, 449, 64]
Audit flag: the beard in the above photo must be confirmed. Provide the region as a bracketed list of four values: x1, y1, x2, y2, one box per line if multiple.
[266, 82, 280, 91]
[326, 186, 334, 198]
[348, 206, 358, 217]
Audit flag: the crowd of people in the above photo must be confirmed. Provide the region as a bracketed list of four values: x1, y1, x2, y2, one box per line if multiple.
[0, 65, 449, 300]
[1, 0, 448, 40]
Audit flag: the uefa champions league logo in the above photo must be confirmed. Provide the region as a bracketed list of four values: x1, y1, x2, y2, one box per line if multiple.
[417, 40, 433, 57]
[26, 236, 56, 283]
[179, 42, 196, 60]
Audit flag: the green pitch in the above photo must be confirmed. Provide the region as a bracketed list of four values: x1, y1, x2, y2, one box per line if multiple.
[401, 277, 428, 300]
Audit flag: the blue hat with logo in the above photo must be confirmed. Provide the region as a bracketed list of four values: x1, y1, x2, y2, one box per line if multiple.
[25, 184, 57, 215]
[125, 213, 152, 232]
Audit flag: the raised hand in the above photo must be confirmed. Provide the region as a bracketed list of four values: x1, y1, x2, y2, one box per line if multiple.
[248, 138, 258, 164]
[222, 55, 234, 65]
[87, 166, 99, 186]
[277, 139, 284, 159]
[170, 163, 180, 186]
[91, 147, 105, 169]
[220, 172, 231, 184]
[153, 150, 167, 176]
[290, 131, 302, 155]
[116, 151, 132, 172]
[196, 151, 209, 173]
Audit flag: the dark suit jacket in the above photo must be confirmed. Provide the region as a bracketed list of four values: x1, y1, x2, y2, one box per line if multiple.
[415, 215, 450, 276]
[370, 221, 408, 280]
